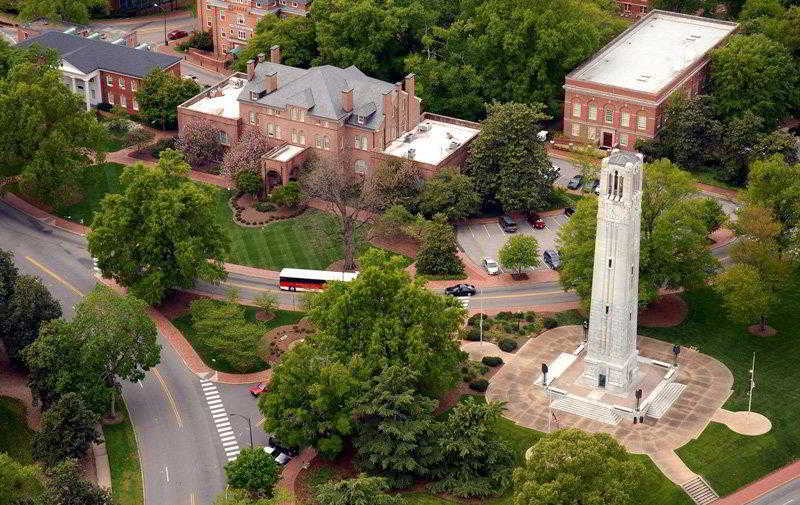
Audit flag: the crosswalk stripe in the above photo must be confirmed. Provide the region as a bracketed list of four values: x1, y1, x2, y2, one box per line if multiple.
[221, 435, 236, 442]
[207, 399, 223, 406]
[204, 393, 220, 400]
[212, 413, 228, 420]
[210, 407, 226, 414]
[223, 440, 238, 447]
[226, 449, 241, 456]
[216, 421, 231, 428]
[218, 430, 233, 438]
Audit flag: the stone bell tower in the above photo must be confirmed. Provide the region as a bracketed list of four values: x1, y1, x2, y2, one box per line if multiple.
[581, 150, 644, 394]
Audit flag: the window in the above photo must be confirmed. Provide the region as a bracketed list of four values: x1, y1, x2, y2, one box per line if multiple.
[572, 103, 581, 117]
[588, 127, 596, 141]
[604, 108, 613, 124]
[354, 135, 367, 150]
[571, 122, 580, 137]
[620, 133, 629, 147]
[220, 13, 224, 20]
[249, 111, 256, 125]
[217, 131, 230, 145]
[291, 129, 297, 143]
[637, 115, 646, 130]
[275, 125, 281, 138]
[624, 3, 631, 11]
[119, 78, 125, 89]
[621, 111, 630, 128]
[108, 93, 115, 105]
[315, 135, 323, 148]
[299, 131, 305, 144]
[120, 95, 127, 108]
[267, 123, 275, 136]
[238, 30, 247, 39]
[323, 136, 330, 150]
[131, 80, 137, 92]
[106, 76, 113, 86]
[589, 105, 597, 121]
[132, 99, 139, 111]
[238, 15, 245, 24]
[207, 21, 212, 27]
[354, 159, 367, 174]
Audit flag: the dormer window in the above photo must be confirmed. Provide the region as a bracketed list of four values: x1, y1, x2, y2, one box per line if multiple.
[250, 91, 259, 101]
[356, 116, 365, 125]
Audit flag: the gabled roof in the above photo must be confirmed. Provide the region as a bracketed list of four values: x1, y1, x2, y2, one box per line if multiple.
[16, 31, 181, 78]
[240, 61, 396, 130]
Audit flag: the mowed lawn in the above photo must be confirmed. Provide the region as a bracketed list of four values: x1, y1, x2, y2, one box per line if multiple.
[643, 273, 800, 496]
[56, 162, 126, 225]
[103, 398, 143, 505]
[0, 396, 34, 465]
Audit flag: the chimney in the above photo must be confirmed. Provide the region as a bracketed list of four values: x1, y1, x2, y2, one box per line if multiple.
[341, 87, 353, 113]
[403, 73, 416, 97]
[265, 71, 278, 93]
[270, 44, 281, 64]
[257, 52, 265, 63]
[246, 59, 255, 80]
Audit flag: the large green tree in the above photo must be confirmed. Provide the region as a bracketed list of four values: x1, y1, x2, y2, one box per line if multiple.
[39, 459, 113, 505]
[234, 15, 318, 71]
[513, 429, 650, 505]
[17, 0, 105, 24]
[557, 159, 720, 306]
[714, 264, 775, 330]
[88, 150, 229, 304]
[32, 393, 101, 467]
[745, 155, 800, 230]
[353, 366, 439, 487]
[709, 33, 800, 127]
[498, 235, 540, 276]
[416, 167, 481, 221]
[0, 274, 62, 367]
[224, 447, 281, 499]
[0, 248, 18, 317]
[136, 69, 201, 130]
[0, 48, 108, 207]
[414, 215, 465, 276]
[316, 475, 402, 505]
[465, 102, 558, 213]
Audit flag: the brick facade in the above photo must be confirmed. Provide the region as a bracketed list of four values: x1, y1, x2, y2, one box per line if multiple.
[616, 0, 649, 19]
[103, 63, 181, 114]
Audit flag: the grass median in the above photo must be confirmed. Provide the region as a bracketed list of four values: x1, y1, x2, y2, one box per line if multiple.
[103, 397, 143, 505]
[0, 396, 34, 464]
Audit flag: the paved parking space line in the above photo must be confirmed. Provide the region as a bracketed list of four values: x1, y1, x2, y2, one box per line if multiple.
[482, 224, 491, 238]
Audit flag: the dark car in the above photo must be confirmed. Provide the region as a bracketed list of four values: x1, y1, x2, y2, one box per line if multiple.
[445, 284, 477, 297]
[543, 250, 561, 270]
[527, 212, 545, 229]
[167, 29, 189, 40]
[583, 178, 600, 193]
[564, 207, 576, 216]
[566, 175, 583, 190]
[498, 215, 518, 233]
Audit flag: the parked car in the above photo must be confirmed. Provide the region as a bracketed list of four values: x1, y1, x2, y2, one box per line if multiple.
[583, 178, 600, 193]
[482, 258, 500, 275]
[543, 250, 561, 270]
[167, 29, 188, 40]
[249, 382, 268, 397]
[498, 215, 518, 233]
[263, 437, 298, 466]
[445, 284, 477, 297]
[564, 207, 576, 216]
[527, 213, 545, 229]
[566, 175, 583, 190]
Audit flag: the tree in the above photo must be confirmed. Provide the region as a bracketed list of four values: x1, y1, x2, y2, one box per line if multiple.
[0, 53, 108, 207]
[414, 215, 465, 276]
[221, 128, 272, 178]
[235, 170, 263, 196]
[214, 488, 292, 505]
[234, 15, 318, 71]
[32, 393, 101, 466]
[136, 68, 202, 130]
[714, 264, 774, 330]
[39, 459, 113, 505]
[0, 453, 43, 505]
[498, 235, 540, 276]
[70, 286, 160, 418]
[18, 0, 105, 24]
[224, 447, 281, 499]
[0, 248, 18, 316]
[465, 102, 558, 213]
[557, 159, 719, 306]
[709, 33, 800, 127]
[513, 429, 649, 505]
[371, 205, 428, 242]
[174, 120, 225, 168]
[416, 167, 480, 220]
[353, 366, 439, 487]
[269, 181, 304, 208]
[369, 158, 422, 211]
[253, 293, 279, 318]
[430, 397, 514, 498]
[190, 299, 264, 372]
[0, 275, 62, 367]
[88, 150, 229, 304]
[127, 127, 156, 156]
[745, 155, 800, 229]
[316, 475, 402, 505]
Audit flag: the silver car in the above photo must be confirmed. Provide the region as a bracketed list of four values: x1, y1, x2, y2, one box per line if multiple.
[482, 258, 500, 275]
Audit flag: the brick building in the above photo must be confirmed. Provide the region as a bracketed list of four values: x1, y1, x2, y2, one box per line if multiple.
[17, 19, 138, 47]
[177, 45, 478, 186]
[197, 0, 311, 59]
[562, 10, 737, 150]
[616, 0, 649, 19]
[17, 31, 181, 113]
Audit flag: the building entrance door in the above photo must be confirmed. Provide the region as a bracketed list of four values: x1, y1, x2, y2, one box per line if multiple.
[598, 374, 607, 388]
[602, 132, 613, 147]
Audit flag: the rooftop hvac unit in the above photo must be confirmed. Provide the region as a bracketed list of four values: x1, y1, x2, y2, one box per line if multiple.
[233, 78, 245, 88]
[446, 131, 453, 139]
[403, 133, 413, 143]
[111, 38, 126, 45]
[448, 141, 461, 150]
[407, 148, 416, 159]
[417, 123, 430, 132]
[135, 43, 151, 51]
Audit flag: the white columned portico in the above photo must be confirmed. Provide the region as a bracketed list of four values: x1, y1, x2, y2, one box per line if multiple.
[71, 77, 77, 93]
[83, 78, 91, 111]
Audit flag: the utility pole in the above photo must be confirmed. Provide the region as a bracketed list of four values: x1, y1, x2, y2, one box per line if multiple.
[748, 352, 756, 413]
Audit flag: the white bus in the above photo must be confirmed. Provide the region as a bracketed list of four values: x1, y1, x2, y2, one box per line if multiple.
[278, 268, 358, 292]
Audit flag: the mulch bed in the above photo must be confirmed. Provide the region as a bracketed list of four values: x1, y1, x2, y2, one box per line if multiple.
[155, 290, 205, 319]
[747, 324, 777, 337]
[369, 235, 420, 259]
[638, 294, 688, 327]
[294, 446, 358, 505]
[231, 193, 305, 227]
[261, 318, 315, 363]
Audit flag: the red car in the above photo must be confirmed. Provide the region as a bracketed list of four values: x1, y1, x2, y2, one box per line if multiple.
[168, 29, 189, 40]
[249, 382, 269, 397]
[528, 213, 545, 229]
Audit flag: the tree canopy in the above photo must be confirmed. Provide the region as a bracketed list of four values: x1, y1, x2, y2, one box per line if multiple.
[32, 393, 101, 467]
[17, 0, 105, 24]
[498, 235, 540, 275]
[0, 453, 43, 505]
[88, 150, 229, 304]
[316, 475, 402, 505]
[416, 167, 480, 221]
[0, 274, 62, 367]
[136, 68, 202, 130]
[224, 447, 281, 499]
[234, 15, 318, 71]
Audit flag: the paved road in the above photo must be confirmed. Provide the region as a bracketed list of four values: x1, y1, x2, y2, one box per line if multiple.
[750, 478, 800, 505]
[93, 14, 196, 47]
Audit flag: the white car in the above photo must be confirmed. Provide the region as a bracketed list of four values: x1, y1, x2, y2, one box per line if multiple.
[482, 258, 500, 275]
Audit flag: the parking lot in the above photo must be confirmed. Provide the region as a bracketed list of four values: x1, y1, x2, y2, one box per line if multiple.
[456, 213, 570, 274]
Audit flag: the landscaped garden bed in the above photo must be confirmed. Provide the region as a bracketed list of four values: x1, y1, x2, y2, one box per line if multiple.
[229, 192, 305, 227]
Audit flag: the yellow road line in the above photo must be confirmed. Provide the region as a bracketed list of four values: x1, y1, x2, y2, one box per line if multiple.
[190, 493, 196, 505]
[25, 256, 84, 297]
[222, 281, 275, 293]
[152, 368, 183, 428]
[477, 290, 566, 301]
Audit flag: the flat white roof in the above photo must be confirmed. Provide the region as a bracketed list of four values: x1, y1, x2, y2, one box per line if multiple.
[571, 11, 737, 94]
[269, 144, 304, 162]
[384, 119, 479, 166]
[185, 77, 246, 119]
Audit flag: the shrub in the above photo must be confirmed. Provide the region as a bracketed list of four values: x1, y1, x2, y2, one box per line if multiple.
[461, 360, 489, 382]
[255, 201, 277, 212]
[269, 181, 303, 208]
[469, 379, 489, 392]
[96, 102, 113, 112]
[502, 321, 520, 334]
[543, 317, 559, 329]
[482, 356, 503, 367]
[522, 322, 540, 334]
[498, 338, 518, 352]
[461, 327, 481, 341]
[150, 137, 176, 159]
[494, 311, 520, 321]
[235, 170, 263, 196]
[524, 311, 537, 322]
[467, 313, 489, 327]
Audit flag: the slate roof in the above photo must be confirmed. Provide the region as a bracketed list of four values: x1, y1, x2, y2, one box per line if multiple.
[16, 31, 181, 78]
[240, 61, 397, 130]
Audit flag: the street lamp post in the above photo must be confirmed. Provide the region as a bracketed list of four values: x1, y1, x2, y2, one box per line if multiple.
[229, 413, 253, 449]
[672, 345, 681, 367]
[479, 286, 484, 344]
[582, 319, 589, 343]
[154, 3, 168, 46]
[634, 388, 642, 424]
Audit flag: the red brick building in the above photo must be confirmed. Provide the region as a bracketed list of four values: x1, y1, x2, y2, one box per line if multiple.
[177, 46, 478, 186]
[17, 31, 181, 113]
[563, 10, 737, 150]
[616, 0, 650, 19]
